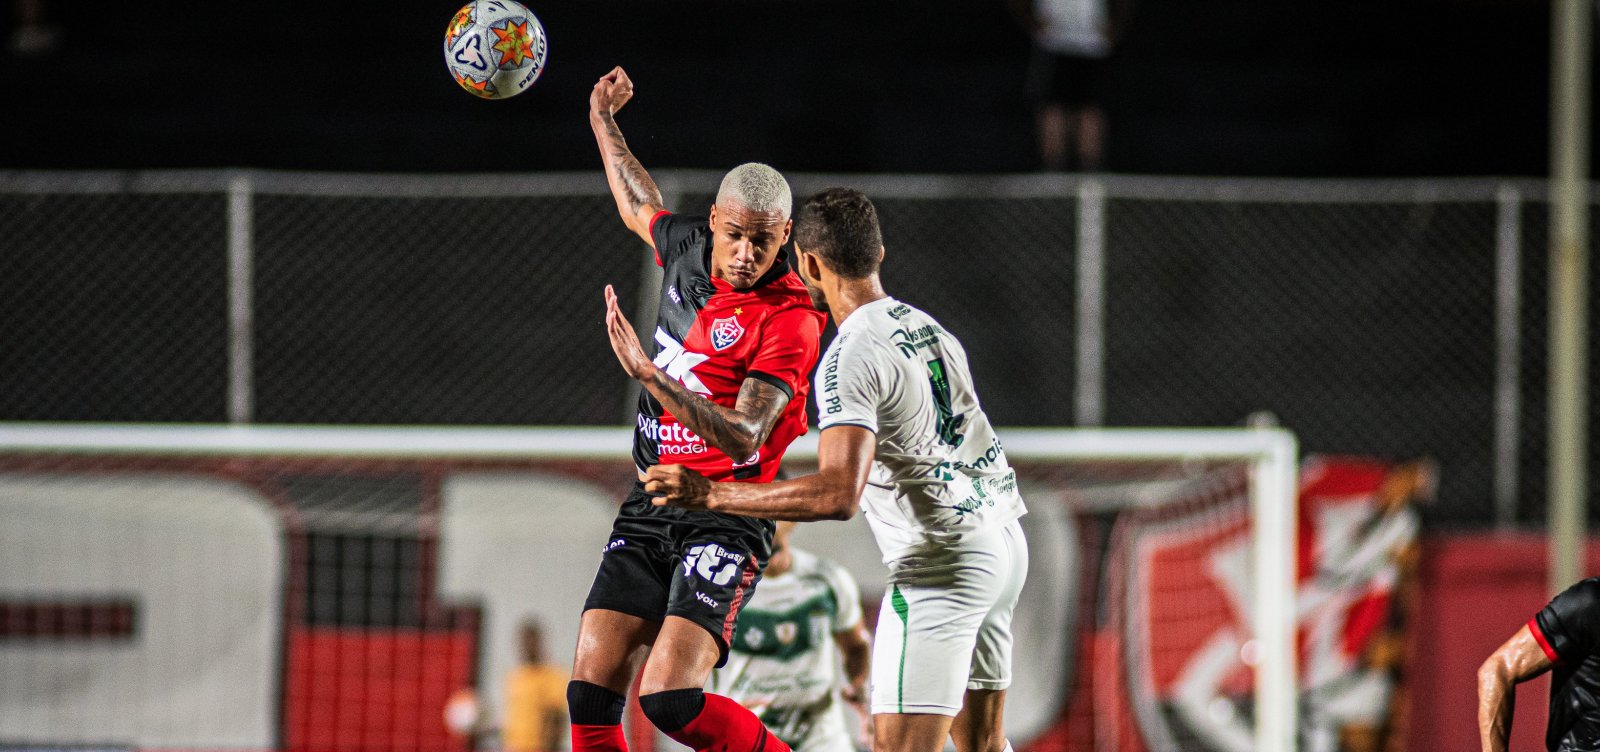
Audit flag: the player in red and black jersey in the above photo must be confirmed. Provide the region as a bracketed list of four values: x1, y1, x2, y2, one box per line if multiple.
[617, 204, 820, 484]
[1480, 577, 1600, 751]
[566, 66, 826, 752]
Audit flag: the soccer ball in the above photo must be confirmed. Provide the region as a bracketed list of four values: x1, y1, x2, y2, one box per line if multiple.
[443, 0, 548, 100]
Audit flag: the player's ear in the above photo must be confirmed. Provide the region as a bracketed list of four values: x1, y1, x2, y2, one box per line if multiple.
[803, 250, 825, 281]
[877, 245, 886, 263]
[780, 219, 792, 246]
[708, 204, 719, 226]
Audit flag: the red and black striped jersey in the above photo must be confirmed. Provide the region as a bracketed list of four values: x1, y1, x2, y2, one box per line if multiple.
[633, 211, 825, 483]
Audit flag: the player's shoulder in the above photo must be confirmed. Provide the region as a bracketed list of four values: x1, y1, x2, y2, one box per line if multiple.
[849, 297, 933, 332]
[891, 301, 956, 339]
[657, 212, 710, 234]
[1554, 577, 1600, 610]
[836, 300, 922, 354]
[881, 299, 920, 323]
[654, 213, 711, 260]
[823, 327, 875, 366]
[875, 298, 971, 360]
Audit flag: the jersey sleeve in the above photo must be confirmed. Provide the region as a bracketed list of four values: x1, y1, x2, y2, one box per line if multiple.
[823, 559, 863, 633]
[816, 333, 884, 433]
[649, 211, 704, 267]
[745, 306, 825, 401]
[1532, 578, 1600, 663]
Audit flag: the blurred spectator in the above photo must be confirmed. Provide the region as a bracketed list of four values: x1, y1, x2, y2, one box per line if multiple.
[1010, 0, 1131, 171]
[707, 522, 872, 752]
[503, 619, 570, 752]
[10, 0, 57, 56]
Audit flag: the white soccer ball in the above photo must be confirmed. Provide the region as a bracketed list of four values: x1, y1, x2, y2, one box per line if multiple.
[443, 0, 548, 100]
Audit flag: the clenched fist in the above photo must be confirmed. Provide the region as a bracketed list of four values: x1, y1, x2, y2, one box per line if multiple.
[589, 66, 635, 123]
[645, 464, 713, 510]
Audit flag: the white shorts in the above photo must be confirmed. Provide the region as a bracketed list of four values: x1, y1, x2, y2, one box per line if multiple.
[869, 519, 1029, 716]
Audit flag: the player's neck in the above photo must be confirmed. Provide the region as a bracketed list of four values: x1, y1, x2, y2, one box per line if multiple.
[828, 276, 888, 326]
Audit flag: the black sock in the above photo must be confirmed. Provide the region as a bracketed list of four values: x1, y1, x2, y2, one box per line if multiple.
[567, 680, 626, 726]
[638, 688, 707, 733]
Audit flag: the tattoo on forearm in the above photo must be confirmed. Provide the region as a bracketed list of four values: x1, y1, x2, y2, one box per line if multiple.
[600, 115, 663, 213]
[643, 374, 788, 460]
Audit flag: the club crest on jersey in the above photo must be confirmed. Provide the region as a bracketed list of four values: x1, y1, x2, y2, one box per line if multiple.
[710, 315, 745, 350]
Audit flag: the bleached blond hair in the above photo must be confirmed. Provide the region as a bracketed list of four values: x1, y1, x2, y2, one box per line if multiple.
[715, 162, 792, 219]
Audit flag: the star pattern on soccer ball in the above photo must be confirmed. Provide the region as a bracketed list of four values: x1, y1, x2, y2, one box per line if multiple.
[453, 72, 494, 99]
[491, 20, 534, 66]
[446, 7, 474, 44]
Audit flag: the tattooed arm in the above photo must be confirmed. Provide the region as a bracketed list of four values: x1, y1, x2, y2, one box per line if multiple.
[643, 372, 789, 462]
[603, 286, 789, 461]
[645, 426, 874, 521]
[589, 66, 665, 246]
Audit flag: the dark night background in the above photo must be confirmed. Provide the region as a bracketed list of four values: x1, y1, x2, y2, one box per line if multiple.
[3, 0, 1596, 528]
[0, 0, 1571, 176]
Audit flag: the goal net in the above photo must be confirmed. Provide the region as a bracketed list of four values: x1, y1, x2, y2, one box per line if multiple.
[0, 424, 1301, 752]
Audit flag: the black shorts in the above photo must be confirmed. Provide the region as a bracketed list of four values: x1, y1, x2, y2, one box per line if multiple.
[1026, 47, 1106, 109]
[583, 482, 774, 667]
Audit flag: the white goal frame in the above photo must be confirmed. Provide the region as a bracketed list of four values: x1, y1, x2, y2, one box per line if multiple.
[0, 422, 1299, 752]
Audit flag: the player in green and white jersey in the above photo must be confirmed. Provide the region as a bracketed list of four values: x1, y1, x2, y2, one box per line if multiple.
[647, 188, 1028, 752]
[710, 522, 872, 752]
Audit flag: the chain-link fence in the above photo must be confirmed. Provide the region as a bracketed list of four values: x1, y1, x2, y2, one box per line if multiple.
[2, 170, 1594, 527]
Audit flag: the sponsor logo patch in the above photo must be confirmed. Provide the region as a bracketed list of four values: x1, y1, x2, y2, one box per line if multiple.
[682, 543, 744, 586]
[891, 325, 941, 359]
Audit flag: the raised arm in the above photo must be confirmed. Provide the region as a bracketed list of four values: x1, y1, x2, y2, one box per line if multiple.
[603, 286, 788, 461]
[646, 424, 876, 522]
[589, 66, 665, 246]
[1478, 624, 1554, 752]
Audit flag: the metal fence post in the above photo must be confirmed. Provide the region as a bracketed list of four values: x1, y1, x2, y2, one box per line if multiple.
[1495, 183, 1523, 530]
[1076, 178, 1106, 427]
[227, 172, 254, 425]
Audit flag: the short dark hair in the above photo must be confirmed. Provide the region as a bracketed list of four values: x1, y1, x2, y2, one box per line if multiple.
[794, 188, 882, 279]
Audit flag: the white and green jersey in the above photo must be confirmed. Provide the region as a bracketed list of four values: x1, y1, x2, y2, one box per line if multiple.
[708, 548, 861, 752]
[816, 297, 1027, 561]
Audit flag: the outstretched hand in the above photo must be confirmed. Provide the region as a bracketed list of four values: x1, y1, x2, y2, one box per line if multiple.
[645, 464, 713, 510]
[603, 285, 654, 381]
[589, 66, 635, 122]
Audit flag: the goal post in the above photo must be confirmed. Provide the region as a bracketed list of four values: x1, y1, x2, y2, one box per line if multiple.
[0, 422, 1298, 752]
[986, 427, 1300, 752]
